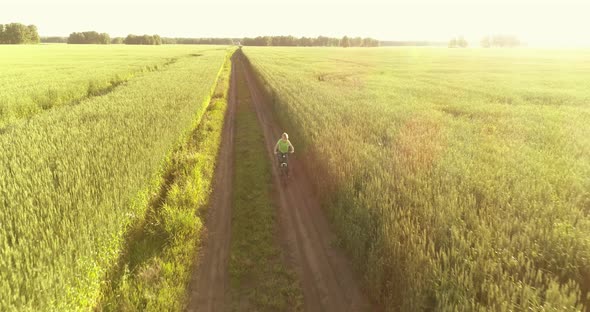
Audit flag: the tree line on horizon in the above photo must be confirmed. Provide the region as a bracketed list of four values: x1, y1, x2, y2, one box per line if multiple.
[43, 36, 231, 45]
[481, 35, 521, 48]
[67, 32, 162, 45]
[241, 35, 379, 47]
[380, 40, 446, 46]
[122, 34, 162, 45]
[39, 34, 380, 47]
[2, 22, 522, 48]
[0, 23, 40, 44]
[448, 35, 522, 48]
[161, 37, 234, 45]
[68, 31, 110, 44]
[448, 36, 468, 48]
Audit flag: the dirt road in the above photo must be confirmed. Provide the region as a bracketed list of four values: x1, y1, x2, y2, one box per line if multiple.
[240, 59, 371, 312]
[187, 55, 370, 312]
[186, 58, 237, 312]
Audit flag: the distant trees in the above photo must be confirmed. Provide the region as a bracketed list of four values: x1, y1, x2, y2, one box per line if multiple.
[127, 35, 380, 47]
[481, 36, 491, 48]
[449, 35, 521, 48]
[124, 34, 162, 45]
[362, 37, 379, 47]
[161, 37, 176, 44]
[448, 36, 468, 48]
[341, 36, 350, 48]
[111, 37, 124, 44]
[315, 36, 330, 46]
[380, 41, 446, 46]
[241, 37, 269, 46]
[26, 25, 40, 43]
[351, 36, 362, 47]
[240, 35, 378, 47]
[270, 36, 297, 46]
[299, 36, 313, 47]
[2, 27, 383, 47]
[241, 37, 270, 46]
[41, 36, 67, 43]
[449, 38, 458, 48]
[459, 37, 468, 48]
[68, 31, 110, 44]
[328, 37, 341, 46]
[165, 38, 233, 45]
[0, 23, 40, 44]
[34, 33, 380, 47]
[481, 35, 521, 47]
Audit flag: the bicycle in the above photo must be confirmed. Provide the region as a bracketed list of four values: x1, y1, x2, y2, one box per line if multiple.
[277, 152, 293, 179]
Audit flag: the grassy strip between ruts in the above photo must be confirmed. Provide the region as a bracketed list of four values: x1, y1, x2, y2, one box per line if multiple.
[227, 58, 303, 311]
[96, 50, 233, 311]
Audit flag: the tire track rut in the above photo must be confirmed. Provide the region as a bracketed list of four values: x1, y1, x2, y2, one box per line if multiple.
[240, 57, 371, 312]
[186, 57, 237, 312]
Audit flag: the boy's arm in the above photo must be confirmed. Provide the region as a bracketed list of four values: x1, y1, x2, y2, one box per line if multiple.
[289, 140, 295, 153]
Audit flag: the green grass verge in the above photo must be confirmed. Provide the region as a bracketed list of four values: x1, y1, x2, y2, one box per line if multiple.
[227, 60, 304, 311]
[96, 50, 233, 311]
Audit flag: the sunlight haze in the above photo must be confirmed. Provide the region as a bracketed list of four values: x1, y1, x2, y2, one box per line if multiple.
[2, 0, 589, 46]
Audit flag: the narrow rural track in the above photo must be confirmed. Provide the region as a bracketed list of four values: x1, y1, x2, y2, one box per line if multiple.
[240, 58, 371, 312]
[186, 54, 370, 312]
[186, 57, 237, 312]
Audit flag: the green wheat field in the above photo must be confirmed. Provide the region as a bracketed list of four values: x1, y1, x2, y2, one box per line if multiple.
[245, 47, 590, 310]
[1, 45, 589, 310]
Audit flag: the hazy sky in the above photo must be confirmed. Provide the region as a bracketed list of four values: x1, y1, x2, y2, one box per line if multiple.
[2, 0, 589, 46]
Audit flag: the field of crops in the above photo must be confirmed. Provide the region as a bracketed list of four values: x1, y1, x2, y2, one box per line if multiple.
[0, 45, 215, 127]
[244, 47, 590, 310]
[99, 52, 232, 312]
[0, 45, 228, 310]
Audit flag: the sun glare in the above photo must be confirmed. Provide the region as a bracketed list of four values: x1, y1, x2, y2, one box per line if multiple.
[1, 0, 589, 46]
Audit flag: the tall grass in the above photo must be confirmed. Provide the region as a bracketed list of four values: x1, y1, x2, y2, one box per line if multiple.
[0, 48, 227, 311]
[244, 47, 590, 310]
[97, 50, 233, 311]
[0, 45, 226, 127]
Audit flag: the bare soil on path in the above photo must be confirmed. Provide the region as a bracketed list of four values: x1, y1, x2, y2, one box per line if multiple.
[186, 54, 371, 312]
[240, 59, 371, 312]
[186, 58, 237, 312]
